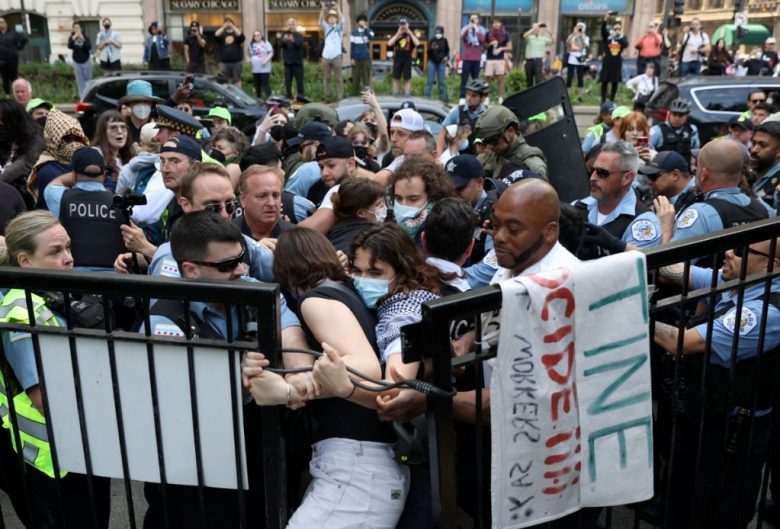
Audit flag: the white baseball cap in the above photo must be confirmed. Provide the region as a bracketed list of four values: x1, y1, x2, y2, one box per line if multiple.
[390, 108, 425, 132]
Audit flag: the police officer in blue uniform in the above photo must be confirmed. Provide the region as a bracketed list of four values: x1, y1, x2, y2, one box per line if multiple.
[43, 147, 126, 271]
[445, 154, 495, 263]
[142, 210, 306, 529]
[654, 238, 780, 529]
[438, 79, 489, 155]
[144, 162, 275, 282]
[671, 139, 772, 244]
[573, 141, 662, 249]
[649, 97, 700, 161]
[749, 121, 780, 212]
[639, 150, 697, 211]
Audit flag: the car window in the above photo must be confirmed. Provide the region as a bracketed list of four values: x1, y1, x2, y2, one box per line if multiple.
[95, 79, 171, 102]
[190, 79, 232, 109]
[418, 110, 443, 124]
[221, 83, 258, 106]
[692, 87, 750, 113]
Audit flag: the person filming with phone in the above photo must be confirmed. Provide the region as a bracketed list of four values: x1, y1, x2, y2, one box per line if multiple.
[523, 22, 551, 87]
[565, 21, 589, 100]
[184, 21, 207, 73]
[388, 18, 419, 97]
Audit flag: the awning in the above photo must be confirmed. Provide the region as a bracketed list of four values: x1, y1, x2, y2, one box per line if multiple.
[711, 23, 771, 46]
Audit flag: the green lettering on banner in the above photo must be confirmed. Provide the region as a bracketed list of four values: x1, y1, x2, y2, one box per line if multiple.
[583, 354, 651, 415]
[588, 259, 648, 323]
[586, 417, 653, 482]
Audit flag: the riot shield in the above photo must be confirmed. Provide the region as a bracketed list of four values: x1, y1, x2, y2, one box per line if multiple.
[502, 77, 590, 203]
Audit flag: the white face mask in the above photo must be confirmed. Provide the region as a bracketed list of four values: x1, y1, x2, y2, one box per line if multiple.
[132, 103, 152, 120]
[459, 139, 469, 151]
[369, 206, 387, 223]
[435, 33, 443, 39]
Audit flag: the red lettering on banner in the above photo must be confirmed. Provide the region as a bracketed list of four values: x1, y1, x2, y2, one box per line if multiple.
[542, 288, 575, 320]
[544, 325, 573, 344]
[527, 269, 570, 290]
[542, 427, 581, 495]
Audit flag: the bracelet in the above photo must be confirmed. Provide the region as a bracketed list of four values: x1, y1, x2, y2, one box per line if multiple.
[344, 381, 356, 400]
[286, 383, 293, 406]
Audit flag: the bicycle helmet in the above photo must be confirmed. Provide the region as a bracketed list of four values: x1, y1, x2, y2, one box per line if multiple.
[669, 97, 693, 114]
[474, 105, 520, 140]
[465, 79, 490, 96]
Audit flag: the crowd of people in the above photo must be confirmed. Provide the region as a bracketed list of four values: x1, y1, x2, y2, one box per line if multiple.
[0, 8, 778, 529]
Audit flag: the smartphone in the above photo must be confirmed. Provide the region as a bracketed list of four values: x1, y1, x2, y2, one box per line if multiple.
[539, 23, 548, 28]
[636, 136, 648, 147]
[183, 74, 195, 90]
[363, 85, 372, 94]
[270, 103, 280, 115]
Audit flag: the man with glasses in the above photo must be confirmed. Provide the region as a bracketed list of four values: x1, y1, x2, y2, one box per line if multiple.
[671, 139, 771, 244]
[474, 105, 547, 180]
[574, 141, 661, 249]
[654, 237, 780, 529]
[740, 89, 768, 122]
[144, 209, 306, 529]
[649, 97, 699, 163]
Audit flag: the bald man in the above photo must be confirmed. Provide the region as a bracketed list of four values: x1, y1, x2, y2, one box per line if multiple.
[655, 238, 780, 528]
[671, 139, 773, 243]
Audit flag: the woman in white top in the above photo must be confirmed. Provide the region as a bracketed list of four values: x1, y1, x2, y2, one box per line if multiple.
[625, 63, 658, 110]
[248, 30, 274, 99]
[565, 22, 590, 99]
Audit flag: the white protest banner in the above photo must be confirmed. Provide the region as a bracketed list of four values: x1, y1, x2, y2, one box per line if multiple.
[491, 251, 653, 528]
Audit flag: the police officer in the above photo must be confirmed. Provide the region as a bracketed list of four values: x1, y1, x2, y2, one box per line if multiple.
[654, 239, 780, 529]
[0, 211, 111, 528]
[474, 105, 548, 180]
[445, 154, 496, 263]
[43, 147, 126, 270]
[574, 141, 662, 249]
[581, 100, 616, 153]
[143, 210, 306, 529]
[649, 97, 700, 161]
[139, 162, 275, 282]
[437, 79, 489, 156]
[671, 139, 772, 244]
[639, 150, 697, 211]
[750, 121, 780, 211]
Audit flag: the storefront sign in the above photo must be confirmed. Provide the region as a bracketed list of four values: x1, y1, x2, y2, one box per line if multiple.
[267, 0, 321, 10]
[169, 0, 240, 11]
[463, 0, 533, 12]
[560, 0, 628, 14]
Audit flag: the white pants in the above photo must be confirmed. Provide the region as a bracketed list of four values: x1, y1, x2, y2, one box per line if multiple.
[287, 438, 409, 529]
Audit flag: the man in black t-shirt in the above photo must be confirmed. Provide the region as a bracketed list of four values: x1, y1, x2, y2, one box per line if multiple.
[184, 21, 207, 73]
[387, 18, 419, 97]
[215, 17, 245, 85]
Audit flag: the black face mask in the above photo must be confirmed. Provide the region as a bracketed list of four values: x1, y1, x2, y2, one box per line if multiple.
[35, 116, 47, 128]
[104, 24, 111, 30]
[353, 146, 369, 160]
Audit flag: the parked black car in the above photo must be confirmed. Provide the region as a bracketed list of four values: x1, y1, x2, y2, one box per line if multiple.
[645, 77, 780, 143]
[76, 71, 266, 138]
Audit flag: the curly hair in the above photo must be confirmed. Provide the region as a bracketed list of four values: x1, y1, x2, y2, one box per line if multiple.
[390, 156, 455, 203]
[210, 126, 250, 158]
[349, 223, 443, 296]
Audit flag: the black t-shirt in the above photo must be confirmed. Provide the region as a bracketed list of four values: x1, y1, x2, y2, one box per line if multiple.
[0, 181, 25, 235]
[218, 31, 245, 63]
[185, 34, 205, 64]
[393, 33, 414, 60]
[298, 281, 394, 444]
[68, 34, 92, 64]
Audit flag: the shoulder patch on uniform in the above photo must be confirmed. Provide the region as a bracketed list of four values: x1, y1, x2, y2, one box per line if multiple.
[160, 258, 179, 277]
[676, 208, 699, 229]
[483, 249, 499, 268]
[723, 307, 757, 336]
[631, 219, 658, 242]
[153, 323, 185, 337]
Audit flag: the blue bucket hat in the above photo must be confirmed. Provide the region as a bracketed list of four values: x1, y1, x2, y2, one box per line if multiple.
[118, 80, 163, 106]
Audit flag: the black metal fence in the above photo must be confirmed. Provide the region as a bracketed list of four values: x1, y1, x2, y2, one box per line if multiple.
[406, 215, 780, 529]
[0, 270, 285, 529]
[3, 217, 780, 529]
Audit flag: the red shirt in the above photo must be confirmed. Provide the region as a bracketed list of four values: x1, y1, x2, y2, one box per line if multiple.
[635, 33, 662, 58]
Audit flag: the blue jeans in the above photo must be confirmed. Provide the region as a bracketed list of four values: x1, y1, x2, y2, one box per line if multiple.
[425, 60, 447, 100]
[680, 60, 701, 78]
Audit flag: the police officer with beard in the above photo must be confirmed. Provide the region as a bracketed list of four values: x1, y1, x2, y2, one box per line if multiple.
[42, 147, 126, 270]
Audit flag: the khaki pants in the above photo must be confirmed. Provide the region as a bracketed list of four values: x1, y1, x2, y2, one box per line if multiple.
[322, 55, 344, 103]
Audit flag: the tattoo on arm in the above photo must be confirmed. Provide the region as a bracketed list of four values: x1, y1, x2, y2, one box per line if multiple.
[659, 263, 686, 285]
[654, 321, 680, 353]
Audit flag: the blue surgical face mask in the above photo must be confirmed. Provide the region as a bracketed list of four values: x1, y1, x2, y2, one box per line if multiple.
[459, 139, 469, 151]
[393, 202, 423, 223]
[353, 276, 391, 308]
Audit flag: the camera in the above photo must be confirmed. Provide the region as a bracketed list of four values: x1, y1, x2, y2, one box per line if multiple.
[113, 193, 147, 211]
[539, 22, 548, 28]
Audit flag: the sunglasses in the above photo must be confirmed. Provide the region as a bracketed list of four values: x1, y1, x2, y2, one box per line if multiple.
[733, 246, 771, 259]
[751, 99, 766, 104]
[191, 250, 245, 272]
[203, 198, 240, 216]
[591, 166, 627, 179]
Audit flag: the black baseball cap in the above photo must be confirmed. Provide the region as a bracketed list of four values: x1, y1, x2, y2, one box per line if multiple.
[72, 147, 106, 177]
[729, 116, 755, 131]
[445, 154, 484, 188]
[159, 135, 203, 161]
[288, 121, 332, 147]
[639, 150, 689, 177]
[316, 136, 355, 161]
